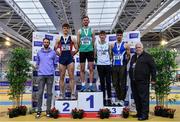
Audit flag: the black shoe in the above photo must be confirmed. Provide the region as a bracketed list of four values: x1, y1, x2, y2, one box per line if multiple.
[138, 116, 148, 121]
[35, 111, 41, 118]
[46, 111, 51, 117]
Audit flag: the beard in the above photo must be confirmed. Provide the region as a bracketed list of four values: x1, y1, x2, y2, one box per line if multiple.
[44, 45, 49, 49]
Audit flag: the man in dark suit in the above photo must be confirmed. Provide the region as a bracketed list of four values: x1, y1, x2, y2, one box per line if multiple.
[129, 42, 156, 121]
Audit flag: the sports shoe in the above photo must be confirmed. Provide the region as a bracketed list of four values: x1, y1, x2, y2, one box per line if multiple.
[89, 85, 95, 92]
[71, 94, 76, 100]
[58, 94, 64, 100]
[80, 85, 87, 92]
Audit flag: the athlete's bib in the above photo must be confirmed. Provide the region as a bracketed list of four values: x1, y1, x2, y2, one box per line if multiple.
[61, 45, 70, 51]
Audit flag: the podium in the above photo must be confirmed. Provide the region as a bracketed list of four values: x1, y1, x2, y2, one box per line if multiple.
[55, 100, 77, 114]
[78, 92, 103, 111]
[55, 92, 123, 118]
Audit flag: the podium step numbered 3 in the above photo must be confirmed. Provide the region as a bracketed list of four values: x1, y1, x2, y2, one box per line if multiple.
[55, 92, 123, 116]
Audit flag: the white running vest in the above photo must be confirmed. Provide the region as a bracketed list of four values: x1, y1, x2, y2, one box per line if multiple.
[96, 41, 111, 65]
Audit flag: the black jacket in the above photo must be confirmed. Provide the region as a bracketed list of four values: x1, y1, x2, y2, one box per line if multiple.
[129, 51, 156, 83]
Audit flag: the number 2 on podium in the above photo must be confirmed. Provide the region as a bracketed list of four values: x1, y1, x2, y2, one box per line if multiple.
[86, 95, 94, 108]
[63, 102, 70, 112]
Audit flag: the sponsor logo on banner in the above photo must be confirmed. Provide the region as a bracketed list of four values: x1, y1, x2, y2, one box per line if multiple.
[129, 33, 139, 39]
[109, 36, 116, 41]
[33, 56, 38, 61]
[55, 85, 60, 91]
[33, 86, 38, 92]
[33, 34, 44, 40]
[34, 41, 43, 47]
[76, 71, 80, 76]
[55, 71, 60, 76]
[65, 92, 71, 97]
[0, 81, 9, 86]
[76, 57, 80, 63]
[76, 85, 81, 90]
[45, 34, 53, 40]
[33, 71, 38, 77]
[65, 78, 70, 83]
[44, 93, 48, 99]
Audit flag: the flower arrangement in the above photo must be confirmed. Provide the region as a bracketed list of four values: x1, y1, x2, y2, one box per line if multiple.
[154, 105, 164, 116]
[154, 106, 176, 118]
[49, 107, 59, 119]
[122, 107, 129, 118]
[71, 108, 84, 119]
[18, 105, 27, 115]
[8, 108, 18, 118]
[98, 108, 111, 119]
[8, 105, 27, 118]
[168, 109, 176, 118]
[161, 108, 170, 117]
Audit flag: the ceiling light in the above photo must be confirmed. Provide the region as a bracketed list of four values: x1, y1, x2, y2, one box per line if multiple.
[161, 40, 168, 46]
[5, 37, 10, 41]
[5, 41, 11, 46]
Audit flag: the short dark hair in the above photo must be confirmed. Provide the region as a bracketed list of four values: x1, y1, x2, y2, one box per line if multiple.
[82, 15, 89, 20]
[43, 38, 50, 42]
[99, 30, 106, 35]
[116, 29, 123, 34]
[62, 23, 70, 28]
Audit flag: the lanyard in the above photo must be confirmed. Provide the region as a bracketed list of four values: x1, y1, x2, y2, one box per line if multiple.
[63, 35, 69, 44]
[116, 42, 122, 54]
[99, 40, 106, 51]
[83, 28, 89, 37]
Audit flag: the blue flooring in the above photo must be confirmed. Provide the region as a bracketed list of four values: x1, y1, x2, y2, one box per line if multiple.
[0, 101, 31, 105]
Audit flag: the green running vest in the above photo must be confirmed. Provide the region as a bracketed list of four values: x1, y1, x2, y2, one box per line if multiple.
[79, 27, 93, 52]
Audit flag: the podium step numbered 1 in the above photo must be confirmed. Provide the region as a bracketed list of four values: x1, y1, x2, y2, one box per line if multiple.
[55, 92, 123, 115]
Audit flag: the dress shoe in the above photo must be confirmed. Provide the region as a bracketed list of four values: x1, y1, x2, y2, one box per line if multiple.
[138, 116, 148, 121]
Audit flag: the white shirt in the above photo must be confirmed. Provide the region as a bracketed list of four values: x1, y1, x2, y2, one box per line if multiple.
[95, 40, 111, 65]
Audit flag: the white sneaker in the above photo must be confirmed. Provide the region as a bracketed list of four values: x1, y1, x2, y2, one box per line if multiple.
[71, 94, 76, 100]
[115, 100, 124, 106]
[58, 94, 64, 100]
[119, 100, 124, 106]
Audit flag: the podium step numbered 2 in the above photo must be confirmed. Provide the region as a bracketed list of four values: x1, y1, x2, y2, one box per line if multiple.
[55, 92, 123, 116]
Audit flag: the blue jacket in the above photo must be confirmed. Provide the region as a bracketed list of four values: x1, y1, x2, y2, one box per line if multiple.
[36, 48, 56, 76]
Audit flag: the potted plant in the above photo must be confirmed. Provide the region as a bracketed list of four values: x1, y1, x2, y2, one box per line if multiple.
[7, 48, 31, 107]
[71, 108, 84, 119]
[122, 107, 129, 118]
[98, 108, 111, 119]
[49, 107, 59, 119]
[148, 47, 177, 107]
[168, 108, 176, 118]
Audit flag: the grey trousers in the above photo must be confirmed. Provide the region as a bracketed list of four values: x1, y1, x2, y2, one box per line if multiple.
[37, 76, 54, 112]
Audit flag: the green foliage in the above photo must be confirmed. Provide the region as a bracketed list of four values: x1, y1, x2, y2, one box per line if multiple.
[6, 48, 31, 106]
[148, 46, 177, 106]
